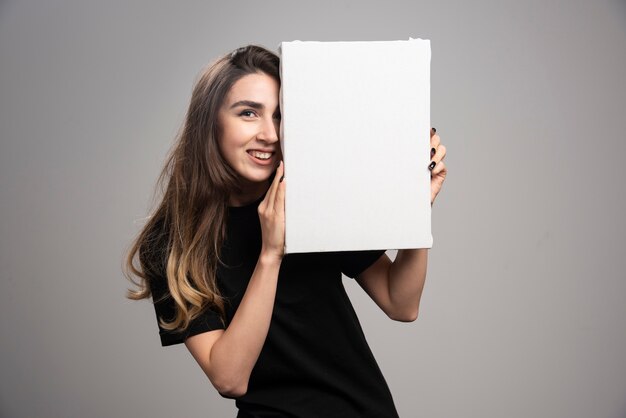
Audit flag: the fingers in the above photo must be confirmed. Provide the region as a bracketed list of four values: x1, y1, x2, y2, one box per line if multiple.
[430, 133, 441, 149]
[275, 163, 285, 216]
[432, 144, 446, 161]
[266, 160, 283, 213]
[429, 139, 447, 175]
[429, 141, 446, 173]
[431, 160, 446, 176]
[430, 128, 440, 162]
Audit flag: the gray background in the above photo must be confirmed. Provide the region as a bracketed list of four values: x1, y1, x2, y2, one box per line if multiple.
[1, 0, 625, 417]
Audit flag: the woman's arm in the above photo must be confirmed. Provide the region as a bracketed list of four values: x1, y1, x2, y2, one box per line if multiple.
[355, 249, 427, 322]
[186, 161, 286, 398]
[387, 248, 428, 320]
[185, 252, 282, 398]
[383, 127, 445, 319]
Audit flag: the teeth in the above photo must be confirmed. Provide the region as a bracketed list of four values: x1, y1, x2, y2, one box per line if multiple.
[250, 151, 272, 160]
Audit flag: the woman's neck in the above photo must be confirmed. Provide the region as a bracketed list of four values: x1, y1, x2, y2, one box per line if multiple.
[228, 180, 270, 207]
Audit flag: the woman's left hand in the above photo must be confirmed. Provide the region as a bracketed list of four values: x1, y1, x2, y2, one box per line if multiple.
[428, 127, 447, 206]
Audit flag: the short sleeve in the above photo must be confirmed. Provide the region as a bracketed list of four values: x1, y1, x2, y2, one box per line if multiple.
[149, 272, 226, 347]
[338, 249, 387, 279]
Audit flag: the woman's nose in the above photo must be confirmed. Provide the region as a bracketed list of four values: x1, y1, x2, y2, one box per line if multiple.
[257, 116, 280, 142]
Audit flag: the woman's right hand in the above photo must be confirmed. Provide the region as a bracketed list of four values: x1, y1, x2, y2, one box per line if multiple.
[258, 160, 286, 261]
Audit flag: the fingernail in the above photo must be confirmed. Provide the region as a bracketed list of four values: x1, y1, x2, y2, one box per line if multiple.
[280, 175, 284, 182]
[428, 161, 436, 171]
[430, 147, 436, 157]
[432, 127, 436, 133]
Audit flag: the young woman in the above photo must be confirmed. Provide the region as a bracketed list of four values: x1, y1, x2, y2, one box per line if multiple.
[124, 44, 447, 418]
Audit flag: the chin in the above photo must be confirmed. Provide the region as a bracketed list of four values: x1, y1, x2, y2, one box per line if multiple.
[234, 158, 278, 183]
[240, 170, 273, 184]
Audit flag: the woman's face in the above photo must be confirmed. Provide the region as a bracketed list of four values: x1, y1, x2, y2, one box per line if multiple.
[218, 72, 282, 205]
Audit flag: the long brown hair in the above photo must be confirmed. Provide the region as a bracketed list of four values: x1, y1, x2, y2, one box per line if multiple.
[122, 44, 280, 332]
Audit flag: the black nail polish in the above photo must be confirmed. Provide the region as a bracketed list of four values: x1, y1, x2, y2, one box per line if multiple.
[280, 175, 284, 182]
[428, 161, 436, 170]
[432, 127, 436, 133]
[431, 147, 436, 157]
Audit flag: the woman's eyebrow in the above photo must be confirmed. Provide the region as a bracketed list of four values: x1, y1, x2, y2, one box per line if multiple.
[230, 100, 280, 115]
[230, 100, 264, 110]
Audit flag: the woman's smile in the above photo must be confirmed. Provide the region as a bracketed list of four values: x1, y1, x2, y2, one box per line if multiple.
[247, 149, 276, 166]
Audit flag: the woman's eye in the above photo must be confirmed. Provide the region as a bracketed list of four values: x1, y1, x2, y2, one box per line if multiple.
[240, 110, 257, 117]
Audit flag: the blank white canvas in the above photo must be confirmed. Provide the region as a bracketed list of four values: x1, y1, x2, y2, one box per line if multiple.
[278, 38, 432, 254]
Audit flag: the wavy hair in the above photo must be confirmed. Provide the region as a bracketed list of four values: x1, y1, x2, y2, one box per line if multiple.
[122, 44, 280, 332]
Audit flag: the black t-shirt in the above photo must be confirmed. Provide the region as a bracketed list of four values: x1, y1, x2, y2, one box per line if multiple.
[148, 194, 400, 418]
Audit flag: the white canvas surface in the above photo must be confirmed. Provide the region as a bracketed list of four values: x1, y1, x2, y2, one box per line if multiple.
[277, 38, 432, 254]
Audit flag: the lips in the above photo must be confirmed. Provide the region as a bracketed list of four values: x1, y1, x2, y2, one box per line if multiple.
[247, 150, 274, 165]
